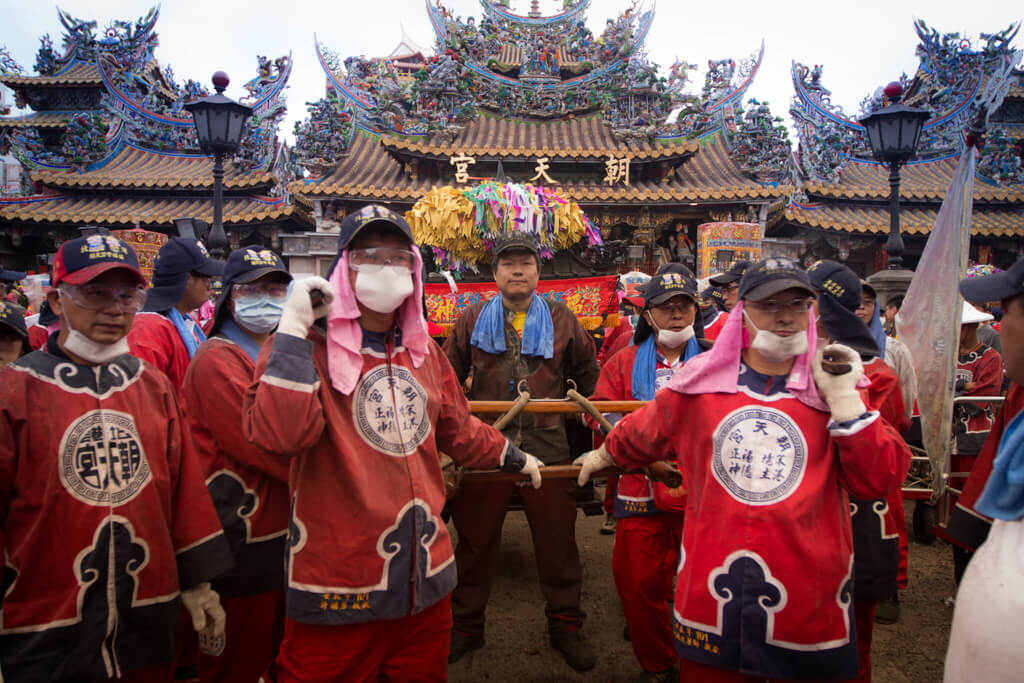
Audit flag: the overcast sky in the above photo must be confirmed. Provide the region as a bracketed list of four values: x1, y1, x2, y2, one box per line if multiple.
[2, 0, 1021, 143]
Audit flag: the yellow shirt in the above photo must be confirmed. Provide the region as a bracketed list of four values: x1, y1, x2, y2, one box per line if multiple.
[511, 311, 527, 337]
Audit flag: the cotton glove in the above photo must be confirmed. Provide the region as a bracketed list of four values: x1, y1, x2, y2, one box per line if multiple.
[812, 343, 867, 423]
[519, 453, 544, 489]
[573, 443, 616, 486]
[181, 582, 226, 639]
[277, 276, 334, 339]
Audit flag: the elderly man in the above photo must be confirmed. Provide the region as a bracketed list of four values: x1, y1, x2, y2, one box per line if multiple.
[708, 260, 750, 313]
[443, 231, 600, 671]
[577, 258, 907, 681]
[181, 247, 294, 683]
[0, 236, 231, 682]
[242, 205, 541, 682]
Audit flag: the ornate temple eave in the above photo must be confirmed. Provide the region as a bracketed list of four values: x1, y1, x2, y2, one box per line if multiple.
[0, 60, 102, 89]
[784, 201, 1022, 237]
[0, 112, 71, 129]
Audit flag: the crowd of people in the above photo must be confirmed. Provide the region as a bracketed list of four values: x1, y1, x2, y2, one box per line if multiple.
[0, 205, 1021, 682]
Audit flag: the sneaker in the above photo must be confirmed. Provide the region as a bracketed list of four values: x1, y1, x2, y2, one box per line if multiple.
[550, 626, 597, 671]
[448, 631, 484, 664]
[600, 513, 617, 535]
[875, 595, 900, 625]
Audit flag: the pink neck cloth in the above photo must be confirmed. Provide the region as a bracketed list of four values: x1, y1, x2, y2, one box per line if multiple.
[667, 300, 836, 411]
[325, 249, 430, 395]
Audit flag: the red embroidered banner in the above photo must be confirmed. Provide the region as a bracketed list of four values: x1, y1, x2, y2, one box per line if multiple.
[425, 275, 619, 333]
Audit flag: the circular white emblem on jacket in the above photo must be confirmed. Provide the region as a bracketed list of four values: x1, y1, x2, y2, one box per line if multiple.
[59, 410, 151, 506]
[353, 365, 430, 456]
[711, 406, 807, 506]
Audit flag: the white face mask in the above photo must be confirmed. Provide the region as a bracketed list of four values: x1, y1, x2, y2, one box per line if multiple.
[743, 310, 808, 362]
[354, 266, 414, 314]
[648, 316, 694, 349]
[60, 311, 130, 364]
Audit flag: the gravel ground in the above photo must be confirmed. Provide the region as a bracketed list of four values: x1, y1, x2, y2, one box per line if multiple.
[448, 489, 956, 682]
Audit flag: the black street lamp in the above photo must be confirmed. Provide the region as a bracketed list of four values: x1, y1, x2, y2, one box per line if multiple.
[184, 71, 252, 259]
[858, 82, 930, 270]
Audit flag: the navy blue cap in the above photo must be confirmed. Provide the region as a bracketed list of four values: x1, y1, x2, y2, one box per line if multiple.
[807, 260, 879, 358]
[634, 270, 699, 344]
[210, 247, 292, 335]
[709, 260, 751, 286]
[0, 301, 28, 341]
[0, 267, 27, 283]
[807, 260, 862, 313]
[738, 258, 815, 302]
[38, 299, 58, 327]
[338, 205, 414, 251]
[960, 258, 1024, 304]
[144, 237, 224, 312]
[52, 235, 145, 288]
[700, 285, 726, 311]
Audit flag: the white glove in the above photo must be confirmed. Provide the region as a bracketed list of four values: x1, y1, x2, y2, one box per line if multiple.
[573, 443, 616, 486]
[812, 343, 867, 423]
[181, 582, 226, 639]
[520, 453, 544, 489]
[277, 276, 335, 338]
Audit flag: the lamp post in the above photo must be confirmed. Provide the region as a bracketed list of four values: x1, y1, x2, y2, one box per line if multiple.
[858, 82, 931, 270]
[184, 71, 252, 259]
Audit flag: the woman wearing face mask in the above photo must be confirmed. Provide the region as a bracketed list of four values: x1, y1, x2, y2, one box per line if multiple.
[584, 271, 709, 682]
[180, 247, 293, 683]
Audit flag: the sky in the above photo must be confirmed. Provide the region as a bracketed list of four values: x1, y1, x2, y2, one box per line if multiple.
[2, 0, 1022, 144]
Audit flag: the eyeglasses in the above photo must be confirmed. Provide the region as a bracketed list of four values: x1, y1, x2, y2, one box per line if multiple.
[348, 247, 416, 274]
[721, 283, 740, 292]
[232, 283, 289, 300]
[60, 283, 147, 312]
[746, 298, 814, 315]
[650, 299, 694, 315]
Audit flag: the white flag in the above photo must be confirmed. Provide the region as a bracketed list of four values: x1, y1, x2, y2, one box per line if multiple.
[897, 148, 975, 496]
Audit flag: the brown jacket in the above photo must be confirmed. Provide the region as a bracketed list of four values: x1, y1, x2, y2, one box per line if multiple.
[444, 297, 600, 464]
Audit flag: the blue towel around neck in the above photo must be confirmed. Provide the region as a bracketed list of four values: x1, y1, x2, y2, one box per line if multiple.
[220, 317, 261, 363]
[975, 410, 1024, 521]
[869, 303, 889, 360]
[470, 293, 554, 359]
[631, 333, 701, 400]
[167, 307, 206, 359]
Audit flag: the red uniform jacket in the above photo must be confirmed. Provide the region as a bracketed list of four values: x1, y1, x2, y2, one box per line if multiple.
[182, 335, 289, 596]
[599, 317, 635, 365]
[243, 327, 523, 626]
[703, 311, 728, 341]
[591, 343, 686, 517]
[0, 339, 231, 682]
[954, 344, 1003, 454]
[126, 312, 196, 394]
[605, 365, 905, 680]
[27, 325, 47, 351]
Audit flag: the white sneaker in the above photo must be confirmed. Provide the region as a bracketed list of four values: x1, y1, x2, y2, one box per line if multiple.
[600, 513, 617, 535]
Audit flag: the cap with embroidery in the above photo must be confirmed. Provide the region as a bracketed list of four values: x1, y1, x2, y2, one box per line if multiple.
[644, 271, 698, 308]
[211, 247, 292, 335]
[337, 204, 414, 251]
[0, 301, 28, 340]
[51, 235, 145, 288]
[738, 258, 815, 302]
[709, 260, 751, 286]
[144, 237, 224, 312]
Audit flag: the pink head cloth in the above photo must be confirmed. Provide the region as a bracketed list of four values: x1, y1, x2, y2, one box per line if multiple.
[325, 248, 430, 396]
[667, 300, 837, 411]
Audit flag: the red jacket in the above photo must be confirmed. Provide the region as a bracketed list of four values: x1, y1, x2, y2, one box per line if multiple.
[605, 364, 906, 680]
[182, 334, 289, 596]
[590, 343, 686, 517]
[599, 316, 635, 365]
[954, 344, 1004, 454]
[703, 311, 728, 341]
[126, 312, 198, 394]
[243, 327, 522, 626]
[0, 340, 231, 681]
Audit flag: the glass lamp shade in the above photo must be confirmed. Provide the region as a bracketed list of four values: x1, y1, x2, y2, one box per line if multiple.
[858, 104, 931, 164]
[184, 94, 253, 154]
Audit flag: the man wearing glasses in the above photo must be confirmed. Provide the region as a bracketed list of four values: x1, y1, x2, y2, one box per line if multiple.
[0, 236, 231, 681]
[577, 258, 907, 682]
[708, 260, 750, 314]
[180, 247, 293, 682]
[242, 205, 542, 681]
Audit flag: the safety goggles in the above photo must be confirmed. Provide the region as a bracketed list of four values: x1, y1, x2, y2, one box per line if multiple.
[348, 247, 416, 274]
[232, 283, 289, 300]
[60, 283, 147, 313]
[746, 298, 814, 315]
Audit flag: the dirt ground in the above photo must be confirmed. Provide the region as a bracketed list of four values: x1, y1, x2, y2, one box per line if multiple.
[448, 490, 956, 682]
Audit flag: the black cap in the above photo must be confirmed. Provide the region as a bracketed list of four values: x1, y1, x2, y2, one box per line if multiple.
[492, 231, 540, 261]
[700, 285, 726, 311]
[633, 271, 699, 344]
[656, 262, 695, 278]
[337, 204, 414, 251]
[0, 301, 28, 341]
[0, 266, 27, 283]
[210, 247, 293, 335]
[960, 258, 1024, 304]
[709, 260, 751, 286]
[38, 299, 58, 327]
[52, 235, 145, 288]
[144, 238, 224, 312]
[861, 279, 877, 301]
[738, 258, 815, 302]
[807, 260, 879, 359]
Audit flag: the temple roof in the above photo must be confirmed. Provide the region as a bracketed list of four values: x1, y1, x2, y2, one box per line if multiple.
[785, 201, 1022, 237]
[29, 144, 275, 191]
[0, 60, 102, 88]
[380, 113, 699, 161]
[804, 155, 1024, 204]
[0, 193, 309, 227]
[0, 112, 71, 128]
[295, 128, 789, 204]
